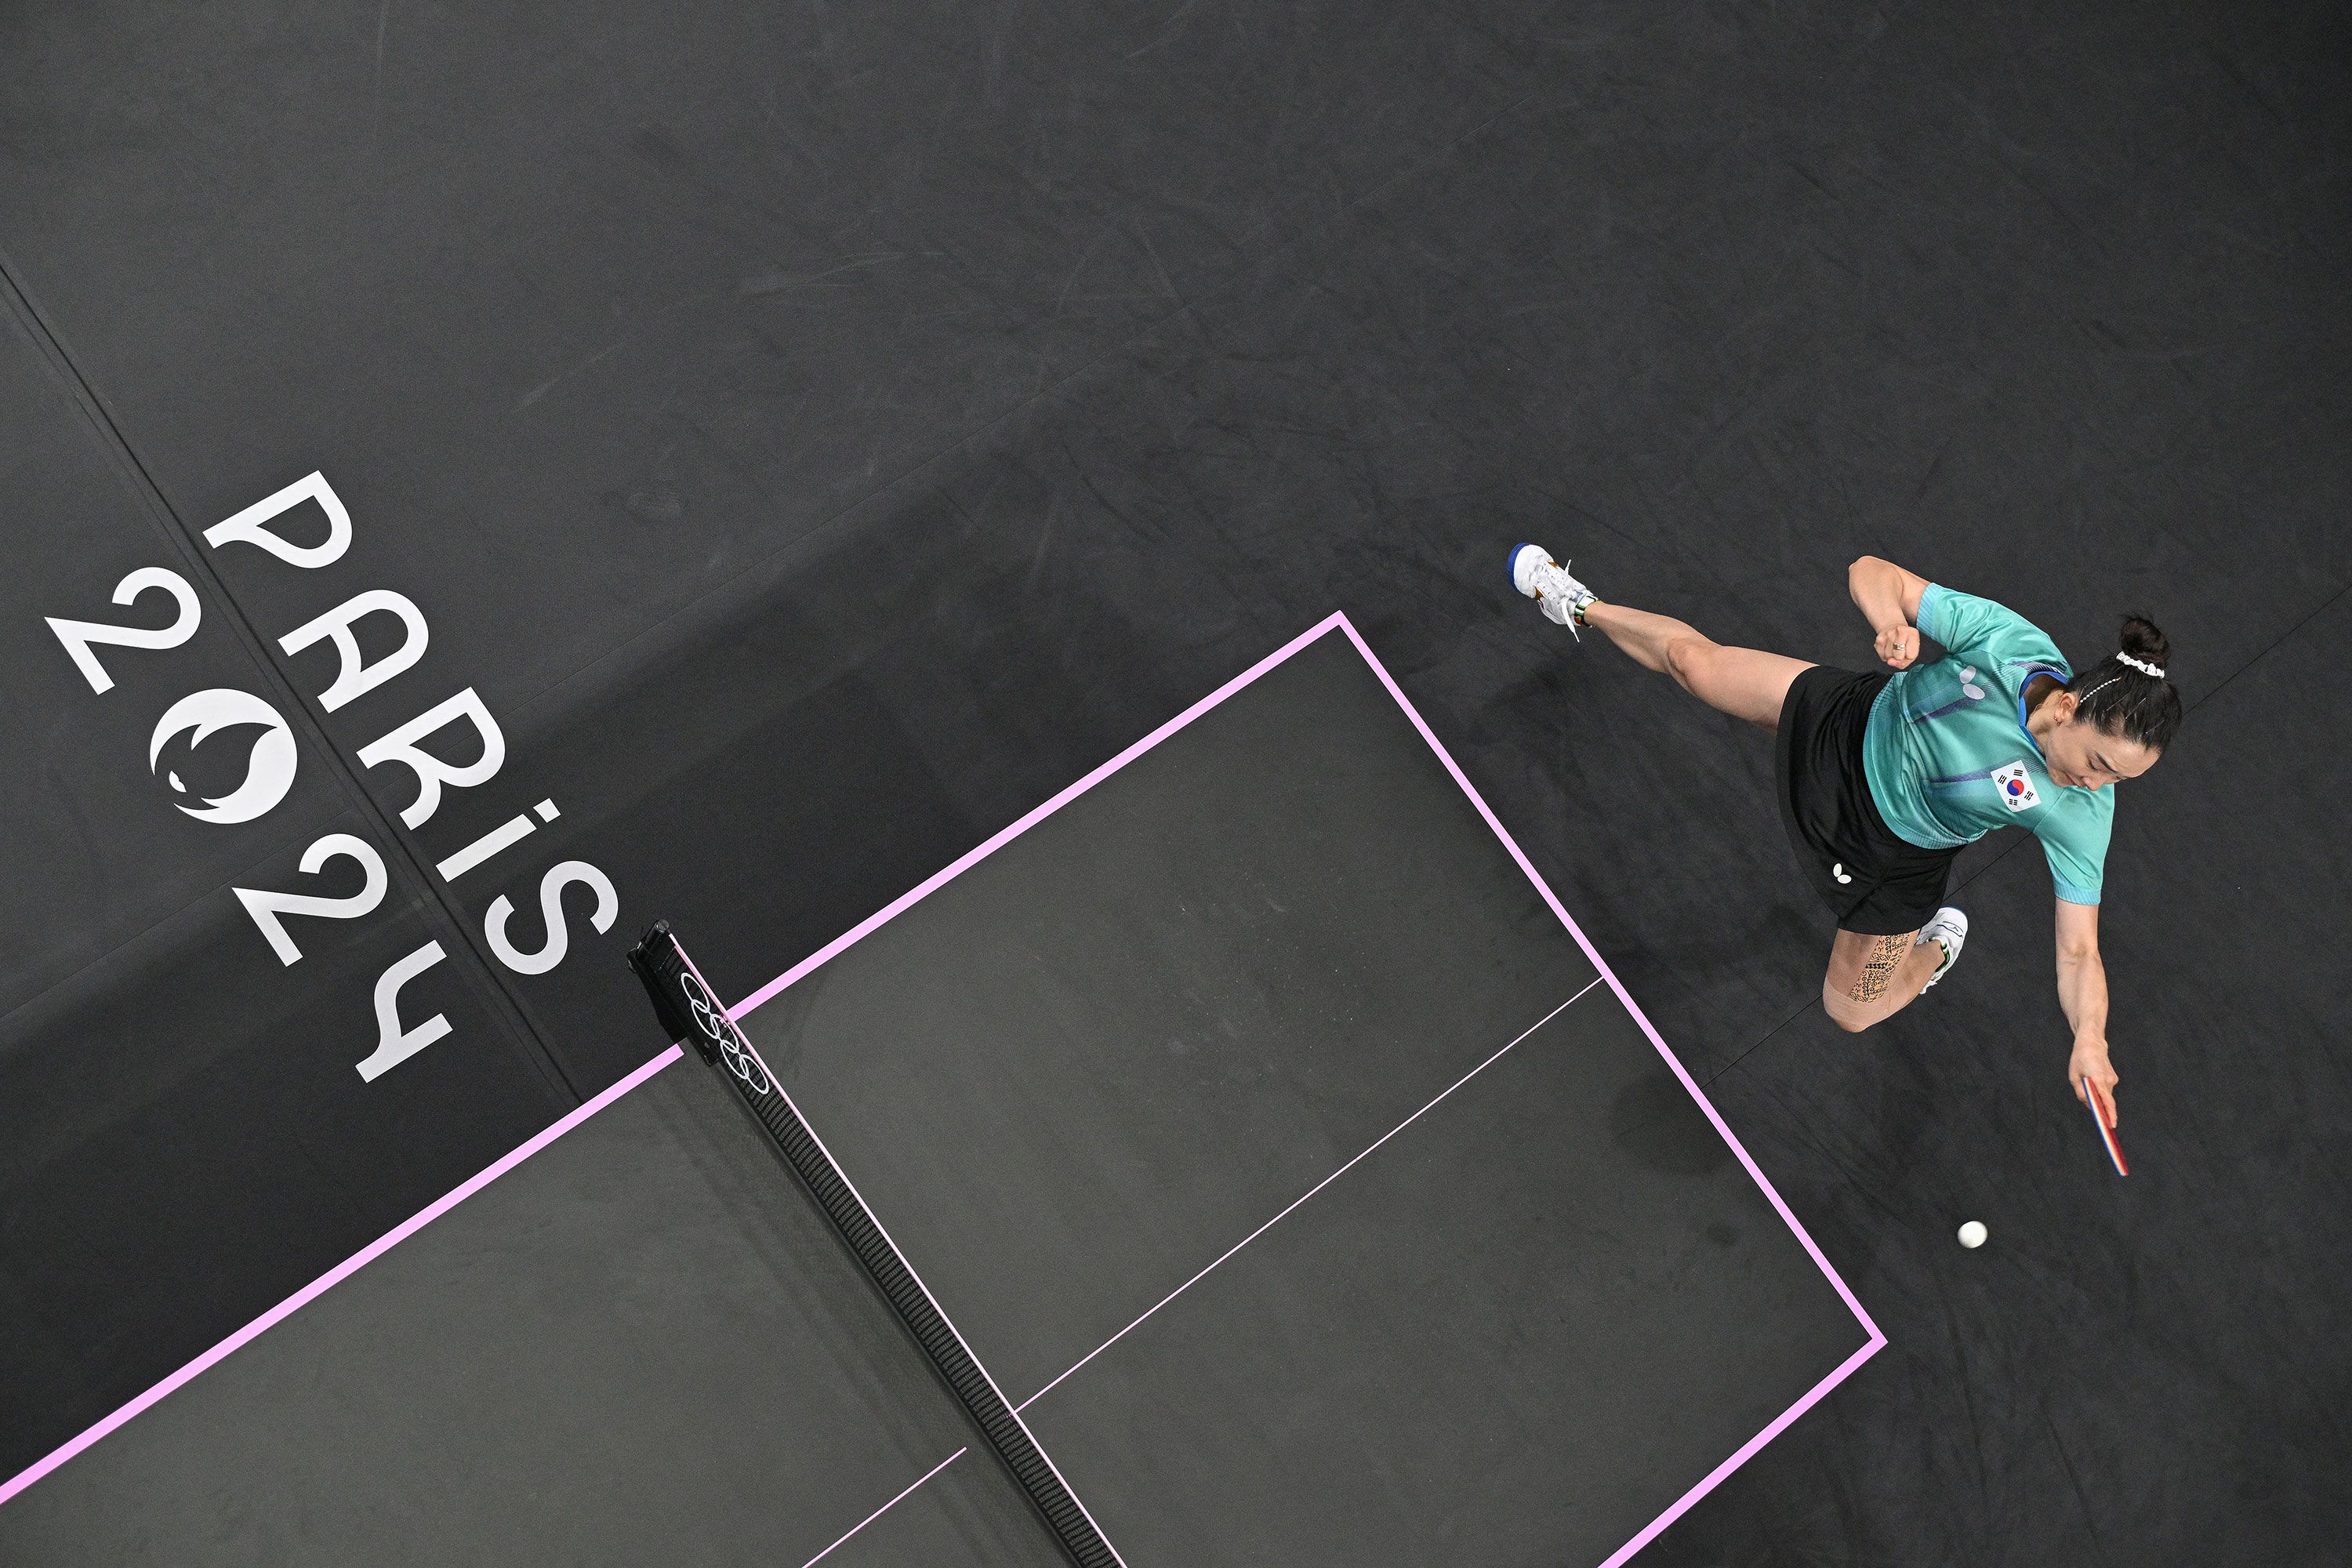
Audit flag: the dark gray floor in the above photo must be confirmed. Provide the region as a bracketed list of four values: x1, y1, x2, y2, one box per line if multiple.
[1669, 589, 2352, 1567]
[3, 0, 2347, 1560]
[0, 1058, 1065, 1567]
[736, 630, 1868, 1566]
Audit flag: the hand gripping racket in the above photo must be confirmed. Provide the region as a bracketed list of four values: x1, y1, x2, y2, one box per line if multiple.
[2082, 1076, 2128, 1176]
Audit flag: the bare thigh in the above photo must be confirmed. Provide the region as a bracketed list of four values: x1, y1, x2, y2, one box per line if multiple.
[1665, 642, 1816, 730]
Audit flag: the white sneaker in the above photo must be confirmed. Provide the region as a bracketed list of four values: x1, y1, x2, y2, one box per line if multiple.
[1509, 544, 1597, 633]
[1916, 906, 1969, 989]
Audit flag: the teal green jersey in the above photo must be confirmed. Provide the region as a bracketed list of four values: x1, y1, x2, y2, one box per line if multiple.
[1860, 584, 2115, 906]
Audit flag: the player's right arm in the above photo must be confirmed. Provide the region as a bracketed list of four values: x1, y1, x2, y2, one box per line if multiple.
[1847, 557, 1933, 669]
[2056, 898, 2118, 1127]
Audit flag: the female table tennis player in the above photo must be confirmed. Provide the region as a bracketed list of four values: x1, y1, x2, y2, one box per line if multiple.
[1509, 547, 2180, 1130]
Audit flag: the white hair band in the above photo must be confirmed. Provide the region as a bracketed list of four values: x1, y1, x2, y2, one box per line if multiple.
[2117, 652, 2165, 679]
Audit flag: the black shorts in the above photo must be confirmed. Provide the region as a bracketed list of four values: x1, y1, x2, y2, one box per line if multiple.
[1775, 666, 1959, 936]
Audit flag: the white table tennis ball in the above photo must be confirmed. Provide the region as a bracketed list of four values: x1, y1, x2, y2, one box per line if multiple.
[1957, 1221, 1988, 1249]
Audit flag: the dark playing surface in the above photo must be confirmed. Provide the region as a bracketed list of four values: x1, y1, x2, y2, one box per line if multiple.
[4, 0, 2349, 1562]
[732, 629, 1867, 1565]
[0, 1058, 1068, 1567]
[0, 631, 1867, 1567]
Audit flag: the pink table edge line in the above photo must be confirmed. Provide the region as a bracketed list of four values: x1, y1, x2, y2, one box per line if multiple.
[732, 611, 1882, 1346]
[0, 608, 1886, 1540]
[0, 1046, 684, 1510]
[721, 611, 1886, 1555]
[1329, 615, 1886, 1345]
[728, 612, 1362, 1018]
[1595, 1337, 1884, 1568]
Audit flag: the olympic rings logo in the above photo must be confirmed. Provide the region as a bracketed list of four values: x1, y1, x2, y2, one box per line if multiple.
[678, 971, 774, 1097]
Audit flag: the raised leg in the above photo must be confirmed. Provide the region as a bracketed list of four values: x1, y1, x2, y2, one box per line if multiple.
[1579, 601, 1814, 730]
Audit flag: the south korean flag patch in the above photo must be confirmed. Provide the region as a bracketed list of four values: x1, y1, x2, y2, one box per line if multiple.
[1991, 759, 2042, 812]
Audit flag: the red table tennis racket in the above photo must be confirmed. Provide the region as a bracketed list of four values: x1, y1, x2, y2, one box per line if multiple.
[2082, 1076, 2127, 1176]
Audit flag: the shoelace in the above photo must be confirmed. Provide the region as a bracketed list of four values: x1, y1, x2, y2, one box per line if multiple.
[1556, 561, 1588, 641]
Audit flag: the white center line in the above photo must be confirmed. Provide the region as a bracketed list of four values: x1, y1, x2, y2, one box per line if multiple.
[785, 976, 1604, 1566]
[800, 1446, 968, 1568]
[1017, 975, 1605, 1413]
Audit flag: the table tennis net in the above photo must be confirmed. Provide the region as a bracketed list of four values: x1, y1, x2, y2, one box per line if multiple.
[628, 921, 1119, 1568]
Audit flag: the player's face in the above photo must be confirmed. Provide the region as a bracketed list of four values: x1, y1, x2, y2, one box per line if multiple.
[2045, 718, 2159, 791]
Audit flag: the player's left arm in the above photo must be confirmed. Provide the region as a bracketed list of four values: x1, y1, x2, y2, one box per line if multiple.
[2054, 898, 2118, 1127]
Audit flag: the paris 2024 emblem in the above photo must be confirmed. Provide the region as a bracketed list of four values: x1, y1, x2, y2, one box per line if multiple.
[148, 687, 299, 824]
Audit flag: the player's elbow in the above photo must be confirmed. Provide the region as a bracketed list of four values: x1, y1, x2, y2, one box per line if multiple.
[1847, 556, 1901, 606]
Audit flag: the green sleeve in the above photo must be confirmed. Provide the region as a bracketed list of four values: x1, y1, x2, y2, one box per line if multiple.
[2040, 804, 2113, 907]
[1917, 583, 2044, 662]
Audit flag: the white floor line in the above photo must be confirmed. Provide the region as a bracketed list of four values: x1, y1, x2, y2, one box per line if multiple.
[800, 1446, 967, 1568]
[1018, 975, 1604, 1413]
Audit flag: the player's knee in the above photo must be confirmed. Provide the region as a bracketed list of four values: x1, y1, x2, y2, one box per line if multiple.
[1664, 636, 1716, 688]
[1822, 984, 1882, 1033]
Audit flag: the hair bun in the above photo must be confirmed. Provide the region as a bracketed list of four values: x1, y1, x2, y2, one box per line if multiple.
[2119, 613, 2169, 667]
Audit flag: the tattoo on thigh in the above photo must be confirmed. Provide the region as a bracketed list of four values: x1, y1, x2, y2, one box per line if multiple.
[1851, 934, 1912, 1003]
